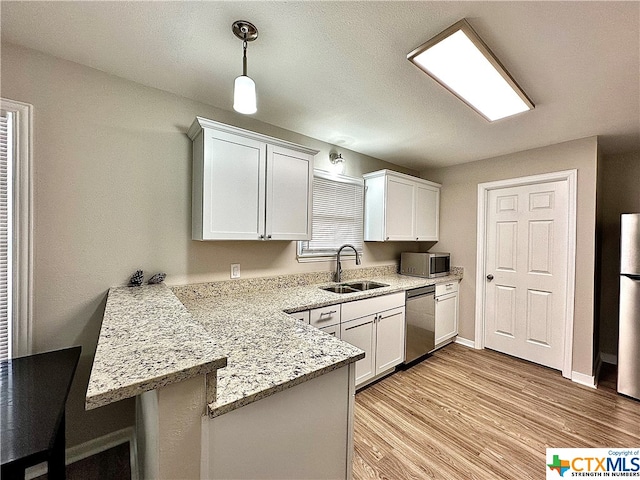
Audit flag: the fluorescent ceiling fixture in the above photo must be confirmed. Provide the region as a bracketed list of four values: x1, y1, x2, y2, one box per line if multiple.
[408, 19, 534, 121]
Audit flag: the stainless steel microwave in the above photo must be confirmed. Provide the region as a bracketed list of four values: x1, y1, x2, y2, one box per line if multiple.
[400, 252, 450, 278]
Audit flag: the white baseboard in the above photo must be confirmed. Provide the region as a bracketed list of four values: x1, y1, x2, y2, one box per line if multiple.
[600, 352, 617, 365]
[25, 426, 138, 480]
[455, 337, 475, 349]
[571, 370, 597, 389]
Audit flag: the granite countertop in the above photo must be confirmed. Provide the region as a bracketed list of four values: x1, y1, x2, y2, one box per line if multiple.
[87, 266, 463, 417]
[86, 284, 227, 410]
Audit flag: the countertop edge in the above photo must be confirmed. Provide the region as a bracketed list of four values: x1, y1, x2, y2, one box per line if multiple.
[86, 356, 227, 410]
[207, 353, 364, 418]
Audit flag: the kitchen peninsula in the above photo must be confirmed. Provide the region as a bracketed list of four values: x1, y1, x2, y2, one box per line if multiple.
[86, 265, 462, 479]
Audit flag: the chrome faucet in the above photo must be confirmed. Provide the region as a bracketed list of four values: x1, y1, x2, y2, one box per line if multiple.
[335, 244, 361, 282]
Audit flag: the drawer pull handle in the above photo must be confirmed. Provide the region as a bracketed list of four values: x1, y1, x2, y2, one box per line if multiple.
[344, 321, 373, 331]
[320, 310, 337, 317]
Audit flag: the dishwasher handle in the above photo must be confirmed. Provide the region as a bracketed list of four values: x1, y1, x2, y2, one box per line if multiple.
[406, 285, 435, 299]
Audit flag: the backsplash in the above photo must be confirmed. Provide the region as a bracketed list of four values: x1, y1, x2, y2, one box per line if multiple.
[171, 265, 464, 302]
[171, 264, 400, 301]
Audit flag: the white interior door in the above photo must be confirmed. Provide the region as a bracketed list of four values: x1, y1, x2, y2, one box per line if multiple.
[484, 180, 569, 370]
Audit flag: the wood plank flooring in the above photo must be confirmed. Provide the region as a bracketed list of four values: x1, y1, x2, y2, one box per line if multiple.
[352, 343, 640, 480]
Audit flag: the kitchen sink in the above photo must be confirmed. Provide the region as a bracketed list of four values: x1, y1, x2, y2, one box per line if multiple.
[321, 281, 389, 294]
[321, 285, 359, 294]
[343, 281, 389, 291]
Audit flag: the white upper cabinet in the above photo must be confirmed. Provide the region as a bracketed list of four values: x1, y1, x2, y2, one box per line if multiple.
[363, 170, 440, 242]
[265, 144, 314, 240]
[414, 182, 439, 240]
[189, 117, 316, 241]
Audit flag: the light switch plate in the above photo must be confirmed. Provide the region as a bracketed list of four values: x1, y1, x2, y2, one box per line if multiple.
[230, 264, 240, 279]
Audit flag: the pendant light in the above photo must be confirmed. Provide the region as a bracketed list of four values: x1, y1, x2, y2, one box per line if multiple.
[232, 20, 258, 115]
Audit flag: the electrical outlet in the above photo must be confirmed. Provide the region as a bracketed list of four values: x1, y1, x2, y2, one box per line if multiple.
[230, 264, 240, 279]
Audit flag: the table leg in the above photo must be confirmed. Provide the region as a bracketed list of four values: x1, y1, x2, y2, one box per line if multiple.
[1, 462, 26, 480]
[48, 412, 66, 479]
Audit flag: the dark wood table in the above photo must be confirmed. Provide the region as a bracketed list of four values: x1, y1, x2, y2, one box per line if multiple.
[1, 346, 81, 480]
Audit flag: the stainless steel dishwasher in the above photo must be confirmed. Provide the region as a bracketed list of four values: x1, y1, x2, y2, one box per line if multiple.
[404, 285, 436, 364]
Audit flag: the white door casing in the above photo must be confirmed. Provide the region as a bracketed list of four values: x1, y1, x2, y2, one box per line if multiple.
[475, 170, 577, 379]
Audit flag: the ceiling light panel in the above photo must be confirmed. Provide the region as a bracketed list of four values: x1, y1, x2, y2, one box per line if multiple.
[408, 19, 534, 121]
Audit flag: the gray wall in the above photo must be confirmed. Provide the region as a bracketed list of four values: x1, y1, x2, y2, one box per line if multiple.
[597, 151, 640, 361]
[0, 42, 418, 446]
[422, 137, 599, 377]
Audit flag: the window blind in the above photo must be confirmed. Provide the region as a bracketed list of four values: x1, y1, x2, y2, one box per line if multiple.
[299, 171, 364, 257]
[0, 110, 12, 361]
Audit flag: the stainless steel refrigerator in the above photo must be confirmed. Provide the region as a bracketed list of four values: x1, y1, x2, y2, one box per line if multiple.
[618, 213, 640, 400]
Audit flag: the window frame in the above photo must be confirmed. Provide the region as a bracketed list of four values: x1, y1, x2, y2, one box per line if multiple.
[297, 169, 364, 263]
[1, 98, 33, 359]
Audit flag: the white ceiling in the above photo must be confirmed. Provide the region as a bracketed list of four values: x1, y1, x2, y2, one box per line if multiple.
[2, 1, 639, 169]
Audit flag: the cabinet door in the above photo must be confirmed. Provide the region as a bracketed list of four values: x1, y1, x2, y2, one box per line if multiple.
[435, 292, 458, 346]
[385, 176, 415, 241]
[375, 307, 405, 373]
[415, 184, 439, 241]
[201, 130, 266, 240]
[265, 145, 313, 240]
[340, 315, 376, 387]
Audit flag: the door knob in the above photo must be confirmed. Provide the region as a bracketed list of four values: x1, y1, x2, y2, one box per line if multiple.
[487, 274, 494, 281]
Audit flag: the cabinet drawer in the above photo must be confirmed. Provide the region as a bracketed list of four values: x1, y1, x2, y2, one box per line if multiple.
[310, 305, 341, 328]
[436, 281, 458, 297]
[341, 292, 405, 322]
[319, 323, 340, 339]
[289, 311, 310, 324]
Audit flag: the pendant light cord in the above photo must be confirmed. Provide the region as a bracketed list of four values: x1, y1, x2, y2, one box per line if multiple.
[242, 39, 248, 76]
[242, 29, 248, 76]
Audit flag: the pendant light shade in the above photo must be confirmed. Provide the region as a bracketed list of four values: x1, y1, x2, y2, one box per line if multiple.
[233, 75, 257, 114]
[232, 21, 258, 115]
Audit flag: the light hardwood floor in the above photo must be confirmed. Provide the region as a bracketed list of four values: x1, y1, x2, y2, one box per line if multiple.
[352, 343, 640, 480]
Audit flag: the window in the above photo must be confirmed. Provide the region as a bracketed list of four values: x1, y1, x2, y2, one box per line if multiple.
[0, 98, 33, 361]
[298, 170, 364, 261]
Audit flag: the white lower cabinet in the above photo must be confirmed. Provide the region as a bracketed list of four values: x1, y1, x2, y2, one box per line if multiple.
[340, 315, 376, 384]
[375, 307, 406, 372]
[435, 282, 459, 348]
[341, 292, 405, 388]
